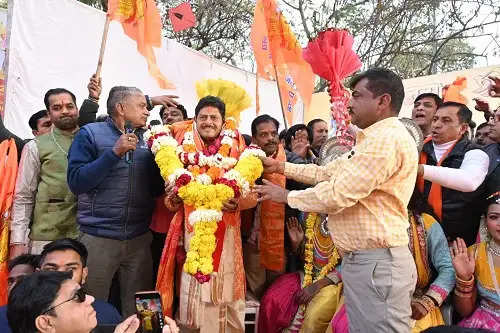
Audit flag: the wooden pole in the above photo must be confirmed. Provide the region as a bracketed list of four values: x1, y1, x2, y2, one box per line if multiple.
[96, 16, 111, 77]
[273, 65, 288, 130]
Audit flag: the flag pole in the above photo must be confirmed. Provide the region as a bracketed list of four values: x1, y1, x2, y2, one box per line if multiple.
[273, 64, 288, 130]
[96, 16, 111, 77]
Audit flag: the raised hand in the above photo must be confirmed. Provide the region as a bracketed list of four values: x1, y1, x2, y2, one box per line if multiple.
[286, 216, 304, 253]
[87, 74, 102, 100]
[473, 98, 490, 113]
[291, 131, 310, 159]
[450, 238, 475, 281]
[489, 76, 500, 98]
[151, 95, 179, 108]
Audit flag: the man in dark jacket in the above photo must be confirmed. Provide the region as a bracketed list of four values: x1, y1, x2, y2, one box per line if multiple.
[67, 86, 164, 316]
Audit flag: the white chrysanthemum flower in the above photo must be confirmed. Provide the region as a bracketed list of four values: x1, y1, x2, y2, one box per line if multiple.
[188, 209, 223, 225]
[221, 157, 238, 169]
[221, 136, 233, 145]
[196, 174, 212, 185]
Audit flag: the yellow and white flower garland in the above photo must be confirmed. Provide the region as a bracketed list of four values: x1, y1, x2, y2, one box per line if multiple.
[145, 120, 264, 282]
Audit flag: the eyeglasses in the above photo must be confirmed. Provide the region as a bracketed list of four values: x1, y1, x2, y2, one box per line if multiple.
[42, 288, 86, 314]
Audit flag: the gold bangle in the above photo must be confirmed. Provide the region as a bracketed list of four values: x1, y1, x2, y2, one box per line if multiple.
[456, 284, 474, 293]
[455, 274, 474, 285]
[454, 289, 473, 298]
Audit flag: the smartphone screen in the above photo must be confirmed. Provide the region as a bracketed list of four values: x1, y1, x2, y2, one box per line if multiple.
[135, 291, 164, 333]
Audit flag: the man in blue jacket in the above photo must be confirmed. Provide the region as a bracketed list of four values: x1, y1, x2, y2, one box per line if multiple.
[67, 86, 164, 316]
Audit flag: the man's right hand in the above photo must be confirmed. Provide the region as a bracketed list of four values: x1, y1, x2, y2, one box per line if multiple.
[88, 74, 102, 100]
[9, 244, 28, 260]
[259, 156, 284, 174]
[489, 75, 500, 97]
[113, 133, 138, 158]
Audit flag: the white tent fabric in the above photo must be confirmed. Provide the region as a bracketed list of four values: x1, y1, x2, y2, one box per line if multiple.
[4, 0, 298, 139]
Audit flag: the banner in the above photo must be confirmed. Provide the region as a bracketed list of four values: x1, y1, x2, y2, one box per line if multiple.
[4, 0, 287, 139]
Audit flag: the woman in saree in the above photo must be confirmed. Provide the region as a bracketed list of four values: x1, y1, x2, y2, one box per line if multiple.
[450, 191, 500, 330]
[258, 212, 342, 333]
[329, 189, 455, 332]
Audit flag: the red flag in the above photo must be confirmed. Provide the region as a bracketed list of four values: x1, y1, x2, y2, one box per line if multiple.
[108, 0, 175, 89]
[169, 2, 196, 33]
[250, 0, 314, 127]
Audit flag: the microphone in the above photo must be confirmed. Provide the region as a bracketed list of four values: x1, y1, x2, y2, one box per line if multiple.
[124, 120, 134, 164]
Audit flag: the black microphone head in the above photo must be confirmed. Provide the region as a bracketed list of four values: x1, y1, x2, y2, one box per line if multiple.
[124, 120, 133, 133]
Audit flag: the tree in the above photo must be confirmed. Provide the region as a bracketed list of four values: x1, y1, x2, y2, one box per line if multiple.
[158, 0, 254, 67]
[281, 0, 500, 81]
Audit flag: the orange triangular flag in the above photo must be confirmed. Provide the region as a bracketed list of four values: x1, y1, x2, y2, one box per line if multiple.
[169, 2, 196, 32]
[108, 0, 175, 89]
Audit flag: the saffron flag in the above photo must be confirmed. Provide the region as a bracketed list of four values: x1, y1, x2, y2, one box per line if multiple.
[442, 76, 468, 105]
[0, 139, 18, 305]
[250, 0, 314, 127]
[108, 0, 175, 89]
[168, 2, 196, 33]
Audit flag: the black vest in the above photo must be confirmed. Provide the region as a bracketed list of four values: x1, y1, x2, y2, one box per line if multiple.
[421, 137, 478, 245]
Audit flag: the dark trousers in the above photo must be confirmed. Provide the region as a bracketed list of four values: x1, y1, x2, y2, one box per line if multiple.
[80, 231, 153, 317]
[151, 230, 166, 284]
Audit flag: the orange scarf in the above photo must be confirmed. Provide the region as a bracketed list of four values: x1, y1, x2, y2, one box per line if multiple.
[259, 145, 286, 272]
[0, 139, 18, 305]
[156, 121, 246, 316]
[417, 137, 459, 220]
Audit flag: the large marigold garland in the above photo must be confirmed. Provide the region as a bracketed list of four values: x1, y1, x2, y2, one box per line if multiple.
[145, 120, 264, 283]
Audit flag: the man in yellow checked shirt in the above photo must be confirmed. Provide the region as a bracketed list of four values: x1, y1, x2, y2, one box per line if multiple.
[254, 68, 419, 332]
[150, 80, 264, 333]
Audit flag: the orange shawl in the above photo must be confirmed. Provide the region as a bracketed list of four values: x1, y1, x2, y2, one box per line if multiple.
[259, 145, 286, 272]
[156, 121, 246, 316]
[0, 139, 18, 305]
[417, 137, 459, 220]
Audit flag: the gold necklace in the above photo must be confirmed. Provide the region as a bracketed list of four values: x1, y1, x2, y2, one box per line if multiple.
[51, 128, 68, 157]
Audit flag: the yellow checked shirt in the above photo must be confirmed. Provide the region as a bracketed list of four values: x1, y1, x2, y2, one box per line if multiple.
[286, 117, 418, 252]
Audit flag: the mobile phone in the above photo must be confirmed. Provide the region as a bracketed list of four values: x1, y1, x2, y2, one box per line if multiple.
[135, 291, 164, 333]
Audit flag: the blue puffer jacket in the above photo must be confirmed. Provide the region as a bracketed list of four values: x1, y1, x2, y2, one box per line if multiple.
[67, 118, 163, 240]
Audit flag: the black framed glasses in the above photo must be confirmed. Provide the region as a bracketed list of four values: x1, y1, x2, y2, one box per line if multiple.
[42, 288, 86, 315]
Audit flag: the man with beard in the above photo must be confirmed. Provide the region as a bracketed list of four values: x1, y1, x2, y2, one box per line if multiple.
[10, 88, 84, 258]
[307, 119, 328, 156]
[412, 93, 442, 138]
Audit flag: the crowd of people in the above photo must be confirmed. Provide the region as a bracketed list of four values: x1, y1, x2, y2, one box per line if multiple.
[0, 68, 499, 333]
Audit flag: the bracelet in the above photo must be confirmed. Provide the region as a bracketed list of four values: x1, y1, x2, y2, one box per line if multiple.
[88, 96, 99, 104]
[454, 289, 473, 298]
[456, 284, 475, 293]
[456, 274, 474, 285]
[418, 295, 435, 312]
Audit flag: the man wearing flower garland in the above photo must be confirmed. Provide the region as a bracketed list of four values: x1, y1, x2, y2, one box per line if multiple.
[255, 68, 419, 332]
[152, 89, 264, 332]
